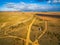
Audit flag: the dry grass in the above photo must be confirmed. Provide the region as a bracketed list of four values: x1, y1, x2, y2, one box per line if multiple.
[0, 12, 60, 45]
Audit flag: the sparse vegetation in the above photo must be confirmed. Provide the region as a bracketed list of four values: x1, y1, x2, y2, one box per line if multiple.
[0, 12, 60, 45]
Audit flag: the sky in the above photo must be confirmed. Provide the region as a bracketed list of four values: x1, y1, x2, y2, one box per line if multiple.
[0, 0, 60, 12]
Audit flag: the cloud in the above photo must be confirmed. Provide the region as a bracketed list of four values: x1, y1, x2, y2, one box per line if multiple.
[0, 2, 60, 11]
[47, 0, 60, 3]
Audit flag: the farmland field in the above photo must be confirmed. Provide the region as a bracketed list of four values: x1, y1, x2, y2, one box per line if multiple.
[0, 12, 60, 45]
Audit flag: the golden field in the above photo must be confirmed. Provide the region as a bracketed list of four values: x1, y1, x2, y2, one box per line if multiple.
[0, 12, 60, 45]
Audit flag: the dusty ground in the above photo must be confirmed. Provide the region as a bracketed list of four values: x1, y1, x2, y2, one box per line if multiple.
[0, 12, 60, 45]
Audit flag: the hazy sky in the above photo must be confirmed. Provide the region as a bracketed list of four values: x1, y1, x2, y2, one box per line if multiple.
[0, 0, 60, 12]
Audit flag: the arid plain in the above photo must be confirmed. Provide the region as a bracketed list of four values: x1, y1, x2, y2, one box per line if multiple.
[0, 12, 60, 45]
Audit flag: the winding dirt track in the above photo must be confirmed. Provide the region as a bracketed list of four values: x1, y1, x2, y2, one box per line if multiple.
[26, 18, 36, 45]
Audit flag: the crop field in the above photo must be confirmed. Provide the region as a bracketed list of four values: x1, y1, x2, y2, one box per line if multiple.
[0, 12, 60, 45]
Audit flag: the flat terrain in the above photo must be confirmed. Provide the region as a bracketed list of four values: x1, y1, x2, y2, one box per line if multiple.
[0, 12, 60, 45]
